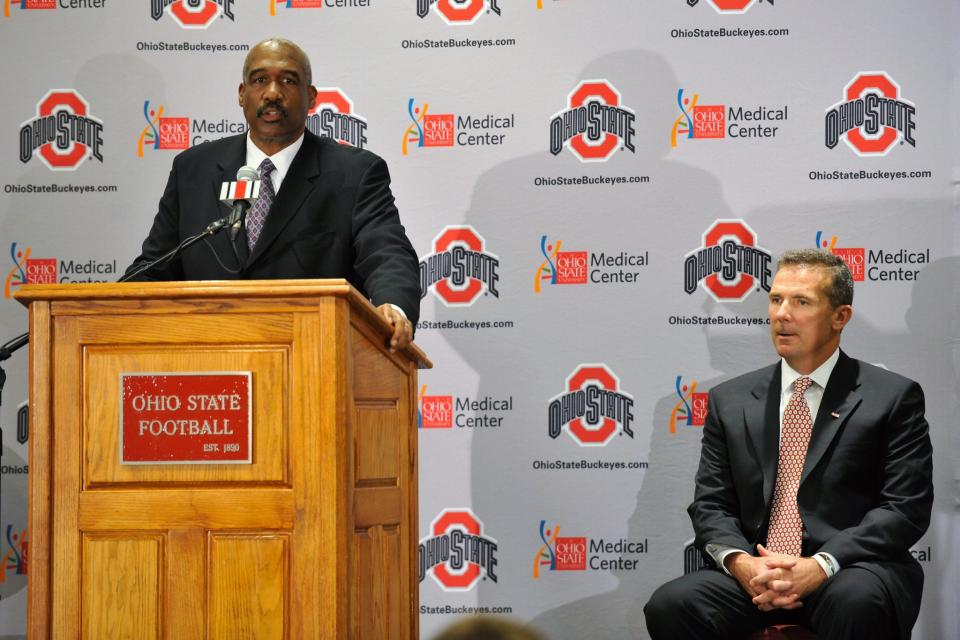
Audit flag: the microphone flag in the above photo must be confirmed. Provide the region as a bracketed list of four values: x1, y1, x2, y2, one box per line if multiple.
[219, 180, 261, 204]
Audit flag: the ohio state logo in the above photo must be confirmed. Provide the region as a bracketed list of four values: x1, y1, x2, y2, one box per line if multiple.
[416, 0, 500, 25]
[419, 509, 498, 591]
[550, 80, 636, 162]
[688, 0, 772, 13]
[19, 90, 103, 171]
[684, 219, 772, 302]
[307, 88, 368, 149]
[548, 364, 634, 446]
[704, 0, 755, 13]
[150, 0, 235, 29]
[824, 72, 916, 157]
[419, 226, 500, 307]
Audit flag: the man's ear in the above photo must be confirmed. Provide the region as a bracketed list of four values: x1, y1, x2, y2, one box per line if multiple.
[238, 83, 245, 108]
[307, 85, 318, 108]
[833, 304, 853, 331]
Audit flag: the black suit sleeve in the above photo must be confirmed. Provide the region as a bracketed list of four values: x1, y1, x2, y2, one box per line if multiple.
[350, 156, 421, 325]
[123, 159, 186, 282]
[688, 391, 753, 556]
[818, 381, 933, 565]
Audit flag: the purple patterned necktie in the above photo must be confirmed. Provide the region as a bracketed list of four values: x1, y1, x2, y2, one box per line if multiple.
[767, 376, 814, 556]
[246, 158, 275, 249]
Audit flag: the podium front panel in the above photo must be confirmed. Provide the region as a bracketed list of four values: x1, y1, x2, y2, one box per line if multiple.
[20, 284, 424, 640]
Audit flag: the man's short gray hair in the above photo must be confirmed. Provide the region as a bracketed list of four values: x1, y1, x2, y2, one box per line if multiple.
[777, 248, 854, 308]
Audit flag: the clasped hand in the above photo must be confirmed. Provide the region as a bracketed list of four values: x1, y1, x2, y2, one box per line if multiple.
[727, 544, 827, 612]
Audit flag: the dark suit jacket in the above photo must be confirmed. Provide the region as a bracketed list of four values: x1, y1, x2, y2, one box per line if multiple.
[688, 350, 933, 637]
[124, 130, 420, 324]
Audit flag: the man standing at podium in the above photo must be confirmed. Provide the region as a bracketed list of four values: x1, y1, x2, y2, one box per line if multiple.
[645, 249, 933, 639]
[125, 38, 420, 351]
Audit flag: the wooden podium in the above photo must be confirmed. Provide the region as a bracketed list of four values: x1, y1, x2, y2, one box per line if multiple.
[16, 280, 429, 640]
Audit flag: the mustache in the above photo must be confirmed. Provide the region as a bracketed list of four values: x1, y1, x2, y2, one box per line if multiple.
[256, 102, 288, 118]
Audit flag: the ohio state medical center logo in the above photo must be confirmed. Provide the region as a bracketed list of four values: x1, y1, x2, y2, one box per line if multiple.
[269, 0, 323, 16]
[824, 72, 916, 157]
[670, 375, 708, 434]
[5, 242, 55, 299]
[150, 0, 235, 29]
[815, 230, 930, 284]
[419, 385, 453, 428]
[4, 0, 55, 18]
[5, 241, 118, 299]
[419, 509, 498, 591]
[534, 520, 586, 577]
[548, 364, 635, 446]
[419, 226, 500, 307]
[4, 0, 108, 18]
[534, 519, 648, 577]
[550, 80, 636, 162]
[683, 219, 772, 302]
[20, 90, 103, 171]
[816, 230, 865, 282]
[417, 0, 500, 25]
[138, 100, 190, 157]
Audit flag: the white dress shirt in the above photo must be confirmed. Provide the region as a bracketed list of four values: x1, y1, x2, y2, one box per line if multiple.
[245, 132, 304, 196]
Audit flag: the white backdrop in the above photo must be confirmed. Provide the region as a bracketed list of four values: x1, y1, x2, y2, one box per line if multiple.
[0, 1, 957, 638]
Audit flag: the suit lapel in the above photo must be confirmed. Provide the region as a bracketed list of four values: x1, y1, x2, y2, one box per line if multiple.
[745, 363, 782, 510]
[214, 135, 250, 263]
[246, 132, 323, 267]
[800, 351, 862, 484]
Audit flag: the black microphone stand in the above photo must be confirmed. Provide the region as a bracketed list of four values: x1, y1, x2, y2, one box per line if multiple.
[0, 331, 28, 452]
[121, 215, 234, 282]
[0, 211, 238, 409]
[0, 333, 25, 406]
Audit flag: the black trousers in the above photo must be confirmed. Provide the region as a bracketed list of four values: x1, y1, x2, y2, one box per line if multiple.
[644, 566, 899, 640]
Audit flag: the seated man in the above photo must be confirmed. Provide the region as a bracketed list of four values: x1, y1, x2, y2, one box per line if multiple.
[645, 249, 933, 640]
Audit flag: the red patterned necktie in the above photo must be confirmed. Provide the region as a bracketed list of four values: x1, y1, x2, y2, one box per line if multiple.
[246, 158, 275, 249]
[766, 376, 814, 556]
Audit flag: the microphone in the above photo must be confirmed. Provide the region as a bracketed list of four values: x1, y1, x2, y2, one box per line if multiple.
[124, 169, 260, 282]
[219, 165, 261, 243]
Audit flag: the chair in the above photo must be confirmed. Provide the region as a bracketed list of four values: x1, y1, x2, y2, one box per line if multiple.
[746, 624, 817, 640]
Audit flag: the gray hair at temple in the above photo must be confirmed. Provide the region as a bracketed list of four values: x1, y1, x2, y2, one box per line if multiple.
[777, 248, 854, 308]
[242, 38, 313, 85]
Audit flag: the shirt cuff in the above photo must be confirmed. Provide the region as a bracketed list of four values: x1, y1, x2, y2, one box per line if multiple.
[813, 552, 840, 578]
[388, 304, 407, 319]
[705, 543, 748, 576]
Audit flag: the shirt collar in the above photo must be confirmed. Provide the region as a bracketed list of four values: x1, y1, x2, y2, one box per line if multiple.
[781, 348, 840, 394]
[245, 131, 305, 186]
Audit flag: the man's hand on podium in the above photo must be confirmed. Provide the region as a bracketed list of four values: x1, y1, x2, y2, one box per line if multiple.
[378, 304, 413, 352]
